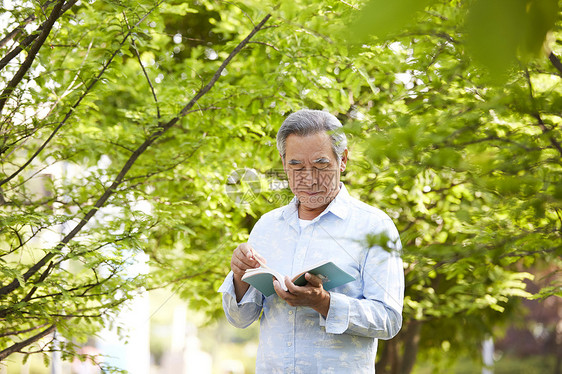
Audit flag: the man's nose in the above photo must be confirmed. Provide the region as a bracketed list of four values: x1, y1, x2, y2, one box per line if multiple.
[305, 169, 319, 185]
[296, 168, 318, 185]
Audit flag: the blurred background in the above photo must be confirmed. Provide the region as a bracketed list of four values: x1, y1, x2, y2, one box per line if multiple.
[0, 0, 560, 373]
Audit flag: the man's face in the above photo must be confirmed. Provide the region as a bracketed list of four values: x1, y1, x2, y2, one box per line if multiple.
[282, 132, 347, 214]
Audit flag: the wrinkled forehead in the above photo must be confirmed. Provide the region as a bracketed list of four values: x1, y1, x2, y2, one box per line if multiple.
[284, 132, 334, 160]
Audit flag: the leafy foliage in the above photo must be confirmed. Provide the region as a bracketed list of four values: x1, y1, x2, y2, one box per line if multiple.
[0, 0, 560, 372]
[344, 0, 562, 370]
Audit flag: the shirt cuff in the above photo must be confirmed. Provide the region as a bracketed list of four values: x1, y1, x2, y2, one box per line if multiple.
[321, 292, 350, 334]
[218, 271, 263, 306]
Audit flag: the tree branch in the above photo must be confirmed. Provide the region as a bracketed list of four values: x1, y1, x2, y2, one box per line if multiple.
[0, 0, 69, 114]
[123, 139, 204, 184]
[555, 208, 562, 230]
[533, 112, 562, 157]
[124, 12, 161, 119]
[0, 28, 42, 73]
[0, 0, 75, 72]
[21, 261, 55, 303]
[0, 14, 36, 49]
[524, 68, 562, 157]
[0, 13, 272, 297]
[0, 6, 152, 188]
[0, 323, 49, 338]
[179, 14, 272, 118]
[247, 40, 280, 51]
[0, 324, 56, 361]
[132, 38, 161, 118]
[40, 40, 93, 119]
[549, 51, 562, 76]
[1, 225, 47, 258]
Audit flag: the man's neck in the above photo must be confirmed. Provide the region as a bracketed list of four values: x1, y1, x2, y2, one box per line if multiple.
[298, 204, 329, 220]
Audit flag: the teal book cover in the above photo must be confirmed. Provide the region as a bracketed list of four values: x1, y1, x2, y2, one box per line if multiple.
[242, 261, 355, 297]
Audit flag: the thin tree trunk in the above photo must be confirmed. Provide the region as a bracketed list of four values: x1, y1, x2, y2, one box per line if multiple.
[400, 319, 422, 374]
[375, 319, 422, 374]
[554, 319, 562, 374]
[376, 336, 399, 374]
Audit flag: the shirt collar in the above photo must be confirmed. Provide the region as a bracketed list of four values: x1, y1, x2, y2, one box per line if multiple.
[281, 183, 350, 223]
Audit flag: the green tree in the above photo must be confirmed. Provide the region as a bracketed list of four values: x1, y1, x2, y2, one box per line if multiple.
[345, 1, 562, 372]
[0, 0, 277, 365]
[1, 0, 560, 373]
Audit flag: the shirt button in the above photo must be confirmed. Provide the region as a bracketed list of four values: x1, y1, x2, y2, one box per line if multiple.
[288, 310, 293, 315]
[287, 342, 292, 347]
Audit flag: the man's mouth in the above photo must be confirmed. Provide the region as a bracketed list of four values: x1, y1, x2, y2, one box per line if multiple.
[303, 191, 321, 196]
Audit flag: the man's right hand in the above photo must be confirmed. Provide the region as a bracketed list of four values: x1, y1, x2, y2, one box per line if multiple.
[231, 243, 265, 301]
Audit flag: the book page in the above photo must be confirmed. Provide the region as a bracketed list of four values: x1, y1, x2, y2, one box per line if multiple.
[243, 267, 288, 291]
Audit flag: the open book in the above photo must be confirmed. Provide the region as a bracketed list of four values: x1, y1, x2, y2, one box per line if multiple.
[241, 260, 355, 297]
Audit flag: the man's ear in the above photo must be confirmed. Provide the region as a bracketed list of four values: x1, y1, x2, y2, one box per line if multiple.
[340, 149, 348, 172]
[280, 153, 287, 172]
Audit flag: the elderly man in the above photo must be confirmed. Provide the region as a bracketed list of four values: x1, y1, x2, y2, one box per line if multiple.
[219, 109, 404, 373]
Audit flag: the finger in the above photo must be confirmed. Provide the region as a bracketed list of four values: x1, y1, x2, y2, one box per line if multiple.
[273, 279, 290, 297]
[304, 273, 324, 288]
[239, 243, 255, 259]
[232, 244, 259, 271]
[233, 255, 258, 271]
[284, 276, 301, 294]
[238, 244, 258, 265]
[252, 250, 267, 266]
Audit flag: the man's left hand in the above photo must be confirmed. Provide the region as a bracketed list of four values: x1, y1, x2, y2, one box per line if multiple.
[273, 273, 331, 317]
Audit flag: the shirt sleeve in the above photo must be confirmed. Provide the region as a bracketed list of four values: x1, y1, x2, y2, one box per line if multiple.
[319, 219, 404, 339]
[218, 271, 263, 328]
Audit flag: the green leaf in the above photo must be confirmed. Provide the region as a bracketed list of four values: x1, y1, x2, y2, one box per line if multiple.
[348, 0, 432, 41]
[465, 0, 560, 82]
[159, 3, 199, 15]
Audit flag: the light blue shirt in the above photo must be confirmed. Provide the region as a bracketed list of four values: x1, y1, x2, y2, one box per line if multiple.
[219, 184, 404, 373]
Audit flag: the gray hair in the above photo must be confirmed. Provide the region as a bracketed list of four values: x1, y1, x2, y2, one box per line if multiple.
[276, 109, 347, 160]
